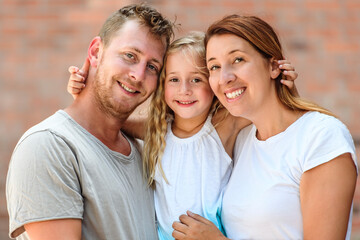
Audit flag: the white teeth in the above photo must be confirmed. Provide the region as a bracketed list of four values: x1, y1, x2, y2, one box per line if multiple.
[226, 89, 244, 99]
[178, 101, 195, 104]
[120, 83, 136, 93]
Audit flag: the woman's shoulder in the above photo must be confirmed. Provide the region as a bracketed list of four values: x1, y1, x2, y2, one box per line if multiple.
[300, 111, 350, 134]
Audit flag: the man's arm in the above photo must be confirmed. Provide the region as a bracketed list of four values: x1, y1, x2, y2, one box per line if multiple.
[25, 219, 81, 240]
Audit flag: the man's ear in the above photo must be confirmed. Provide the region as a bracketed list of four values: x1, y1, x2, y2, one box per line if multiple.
[269, 57, 281, 79]
[88, 36, 102, 68]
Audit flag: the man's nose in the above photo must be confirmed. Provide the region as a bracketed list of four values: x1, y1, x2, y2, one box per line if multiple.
[129, 62, 147, 82]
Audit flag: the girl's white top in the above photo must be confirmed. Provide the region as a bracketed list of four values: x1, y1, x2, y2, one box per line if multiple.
[222, 111, 358, 239]
[154, 115, 232, 240]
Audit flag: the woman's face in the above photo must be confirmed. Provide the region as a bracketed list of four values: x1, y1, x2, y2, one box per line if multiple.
[206, 34, 278, 119]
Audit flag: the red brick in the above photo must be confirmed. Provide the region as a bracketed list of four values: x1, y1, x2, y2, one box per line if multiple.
[1, 0, 360, 236]
[305, 0, 341, 10]
[325, 41, 359, 53]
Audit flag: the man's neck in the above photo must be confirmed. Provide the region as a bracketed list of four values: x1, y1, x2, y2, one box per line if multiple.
[64, 98, 131, 155]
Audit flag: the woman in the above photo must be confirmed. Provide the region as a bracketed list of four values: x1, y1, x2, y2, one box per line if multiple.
[172, 15, 358, 240]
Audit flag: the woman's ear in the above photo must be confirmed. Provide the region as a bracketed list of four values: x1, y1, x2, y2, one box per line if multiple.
[269, 57, 281, 79]
[88, 36, 102, 68]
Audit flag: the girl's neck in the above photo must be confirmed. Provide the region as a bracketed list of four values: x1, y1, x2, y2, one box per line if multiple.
[172, 113, 209, 139]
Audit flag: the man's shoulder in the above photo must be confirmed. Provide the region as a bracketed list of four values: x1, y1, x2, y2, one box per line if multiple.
[17, 110, 75, 147]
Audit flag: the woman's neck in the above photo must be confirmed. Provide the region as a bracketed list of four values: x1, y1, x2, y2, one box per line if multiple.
[172, 112, 209, 138]
[252, 103, 305, 141]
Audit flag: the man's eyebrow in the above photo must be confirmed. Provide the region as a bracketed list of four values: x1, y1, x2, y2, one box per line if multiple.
[131, 47, 162, 66]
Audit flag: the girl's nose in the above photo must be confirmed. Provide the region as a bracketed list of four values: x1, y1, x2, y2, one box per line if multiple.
[180, 81, 192, 95]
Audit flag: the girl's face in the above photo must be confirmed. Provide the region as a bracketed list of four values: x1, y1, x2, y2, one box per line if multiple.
[206, 34, 279, 119]
[164, 51, 214, 121]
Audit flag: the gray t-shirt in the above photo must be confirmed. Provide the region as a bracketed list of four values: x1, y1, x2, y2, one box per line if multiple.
[6, 110, 157, 240]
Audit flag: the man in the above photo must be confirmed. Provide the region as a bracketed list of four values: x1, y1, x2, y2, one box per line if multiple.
[6, 4, 173, 239]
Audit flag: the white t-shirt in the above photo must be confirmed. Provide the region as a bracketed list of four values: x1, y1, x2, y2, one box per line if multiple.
[154, 115, 232, 240]
[222, 111, 357, 239]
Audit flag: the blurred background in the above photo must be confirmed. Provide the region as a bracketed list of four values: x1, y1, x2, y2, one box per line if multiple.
[0, 0, 359, 239]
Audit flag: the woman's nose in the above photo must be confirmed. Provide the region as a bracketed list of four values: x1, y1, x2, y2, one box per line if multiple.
[219, 65, 236, 85]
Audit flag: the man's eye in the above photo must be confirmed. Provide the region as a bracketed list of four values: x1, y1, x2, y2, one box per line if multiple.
[125, 53, 134, 59]
[147, 64, 158, 73]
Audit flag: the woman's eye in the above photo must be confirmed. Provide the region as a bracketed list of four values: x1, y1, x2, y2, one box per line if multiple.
[234, 57, 244, 63]
[209, 65, 219, 71]
[169, 78, 178, 82]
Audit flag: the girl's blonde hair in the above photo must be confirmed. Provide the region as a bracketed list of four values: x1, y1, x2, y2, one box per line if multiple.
[143, 31, 221, 187]
[205, 15, 336, 117]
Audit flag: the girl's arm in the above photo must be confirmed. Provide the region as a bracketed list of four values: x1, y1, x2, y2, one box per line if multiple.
[300, 153, 356, 239]
[67, 58, 89, 100]
[67, 58, 147, 139]
[278, 59, 299, 97]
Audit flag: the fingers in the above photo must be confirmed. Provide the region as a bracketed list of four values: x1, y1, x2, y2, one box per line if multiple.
[280, 79, 294, 89]
[172, 229, 186, 239]
[70, 72, 86, 83]
[69, 80, 86, 89]
[187, 210, 211, 224]
[67, 72, 85, 99]
[178, 214, 195, 226]
[67, 86, 83, 95]
[277, 60, 294, 70]
[282, 70, 298, 81]
[172, 221, 188, 234]
[68, 66, 79, 74]
[80, 58, 90, 78]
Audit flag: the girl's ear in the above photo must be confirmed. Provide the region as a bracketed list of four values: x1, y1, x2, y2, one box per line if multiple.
[88, 36, 102, 68]
[269, 57, 281, 79]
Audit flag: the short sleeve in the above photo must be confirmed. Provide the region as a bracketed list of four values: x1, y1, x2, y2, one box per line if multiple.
[233, 124, 254, 165]
[6, 130, 83, 238]
[303, 117, 357, 173]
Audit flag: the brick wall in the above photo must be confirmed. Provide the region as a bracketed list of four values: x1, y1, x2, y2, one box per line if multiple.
[0, 0, 359, 239]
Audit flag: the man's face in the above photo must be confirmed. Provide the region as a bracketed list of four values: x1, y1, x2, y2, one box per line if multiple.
[93, 20, 166, 119]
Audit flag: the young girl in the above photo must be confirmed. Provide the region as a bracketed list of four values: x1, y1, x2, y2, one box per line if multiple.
[67, 31, 298, 239]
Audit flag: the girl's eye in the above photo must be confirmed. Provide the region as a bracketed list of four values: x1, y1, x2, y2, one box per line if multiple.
[191, 78, 201, 83]
[209, 65, 220, 71]
[234, 57, 244, 63]
[169, 78, 179, 82]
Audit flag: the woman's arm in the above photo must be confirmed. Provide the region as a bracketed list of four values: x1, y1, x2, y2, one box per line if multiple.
[172, 211, 228, 240]
[300, 153, 357, 239]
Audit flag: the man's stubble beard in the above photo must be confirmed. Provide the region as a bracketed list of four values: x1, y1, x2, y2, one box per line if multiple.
[93, 64, 134, 122]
